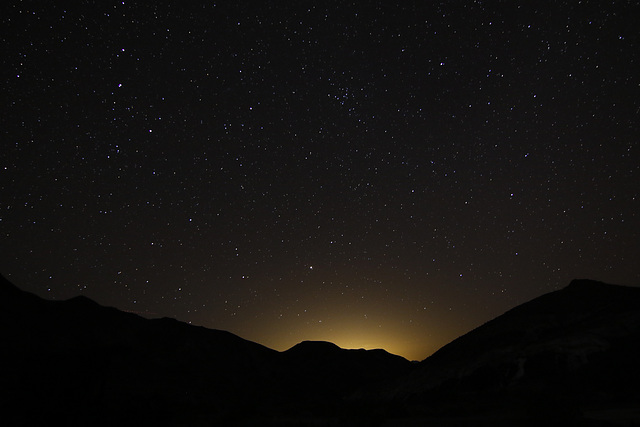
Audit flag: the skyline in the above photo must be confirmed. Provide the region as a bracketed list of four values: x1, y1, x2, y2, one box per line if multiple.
[2, 1, 639, 360]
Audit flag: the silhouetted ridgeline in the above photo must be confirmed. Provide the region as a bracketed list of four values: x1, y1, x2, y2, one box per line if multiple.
[2, 274, 640, 426]
[388, 279, 640, 425]
[0, 274, 410, 426]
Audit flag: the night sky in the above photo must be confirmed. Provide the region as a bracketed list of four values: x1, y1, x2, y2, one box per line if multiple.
[2, 1, 639, 361]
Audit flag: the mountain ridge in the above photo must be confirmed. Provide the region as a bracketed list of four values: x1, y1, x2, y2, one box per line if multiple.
[0, 273, 413, 425]
[3, 273, 639, 425]
[389, 278, 640, 403]
[0, 274, 409, 361]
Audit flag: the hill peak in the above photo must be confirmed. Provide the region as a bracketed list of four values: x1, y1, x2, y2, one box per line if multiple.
[286, 340, 342, 353]
[563, 279, 639, 298]
[566, 278, 615, 290]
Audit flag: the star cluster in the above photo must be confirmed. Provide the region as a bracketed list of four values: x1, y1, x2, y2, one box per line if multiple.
[2, 1, 639, 360]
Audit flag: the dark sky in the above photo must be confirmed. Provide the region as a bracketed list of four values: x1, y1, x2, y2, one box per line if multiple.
[2, 1, 639, 360]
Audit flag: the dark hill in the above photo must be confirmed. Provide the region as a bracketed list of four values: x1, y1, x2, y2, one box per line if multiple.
[4, 274, 640, 425]
[391, 279, 640, 424]
[284, 340, 410, 371]
[278, 340, 412, 397]
[0, 274, 411, 426]
[1, 274, 279, 425]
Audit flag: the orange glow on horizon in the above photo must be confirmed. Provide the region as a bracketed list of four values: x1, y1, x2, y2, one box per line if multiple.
[194, 273, 488, 362]
[237, 315, 451, 361]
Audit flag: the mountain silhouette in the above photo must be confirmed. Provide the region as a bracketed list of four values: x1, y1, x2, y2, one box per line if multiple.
[1, 274, 284, 425]
[0, 274, 410, 426]
[390, 279, 640, 424]
[277, 340, 412, 403]
[2, 274, 640, 426]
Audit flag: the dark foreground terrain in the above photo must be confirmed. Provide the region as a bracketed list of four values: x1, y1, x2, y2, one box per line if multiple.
[2, 274, 640, 426]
